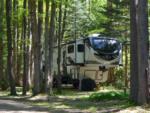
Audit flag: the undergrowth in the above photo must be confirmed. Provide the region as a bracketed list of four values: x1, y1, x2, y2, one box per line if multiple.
[89, 91, 129, 101]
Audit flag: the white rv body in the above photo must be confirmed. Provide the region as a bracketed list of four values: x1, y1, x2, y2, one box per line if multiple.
[53, 34, 122, 84]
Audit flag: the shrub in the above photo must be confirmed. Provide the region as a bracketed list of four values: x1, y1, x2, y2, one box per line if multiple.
[81, 78, 96, 91]
[0, 77, 9, 90]
[89, 91, 128, 101]
[114, 68, 124, 89]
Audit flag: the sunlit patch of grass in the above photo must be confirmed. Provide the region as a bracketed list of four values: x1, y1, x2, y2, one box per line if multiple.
[54, 104, 71, 109]
[89, 91, 129, 101]
[30, 100, 71, 110]
[118, 106, 150, 113]
[53, 88, 94, 99]
[31, 101, 50, 107]
[0, 87, 32, 97]
[87, 107, 97, 113]
[0, 90, 9, 96]
[53, 88, 79, 96]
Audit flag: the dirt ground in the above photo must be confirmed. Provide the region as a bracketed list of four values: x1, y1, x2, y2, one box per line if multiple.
[0, 97, 150, 113]
[0, 99, 49, 113]
[0, 89, 150, 113]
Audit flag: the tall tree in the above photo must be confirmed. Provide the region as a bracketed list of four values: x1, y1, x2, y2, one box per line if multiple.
[6, 0, 17, 95]
[61, 0, 68, 40]
[38, 0, 43, 92]
[29, 0, 40, 95]
[45, 0, 56, 95]
[62, 0, 68, 76]
[0, 0, 5, 90]
[22, 0, 28, 95]
[44, 0, 50, 93]
[27, 0, 33, 91]
[12, 0, 18, 85]
[57, 0, 63, 93]
[130, 0, 149, 104]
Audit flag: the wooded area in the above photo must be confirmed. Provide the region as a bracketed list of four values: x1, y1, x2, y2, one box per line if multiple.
[0, 0, 150, 109]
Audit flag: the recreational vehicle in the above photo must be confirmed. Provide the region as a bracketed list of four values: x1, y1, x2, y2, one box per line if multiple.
[53, 34, 122, 85]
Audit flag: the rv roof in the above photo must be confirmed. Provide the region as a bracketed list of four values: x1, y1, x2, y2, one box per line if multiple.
[53, 34, 120, 48]
[88, 33, 101, 37]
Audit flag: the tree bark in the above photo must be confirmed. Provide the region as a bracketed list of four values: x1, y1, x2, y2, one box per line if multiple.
[29, 0, 40, 95]
[12, 0, 18, 85]
[6, 0, 17, 95]
[45, 0, 56, 95]
[0, 0, 5, 90]
[136, 0, 149, 104]
[62, 0, 68, 77]
[27, 0, 33, 92]
[130, 0, 149, 104]
[130, 0, 139, 103]
[22, 0, 28, 95]
[38, 0, 43, 93]
[44, 0, 50, 93]
[57, 0, 63, 93]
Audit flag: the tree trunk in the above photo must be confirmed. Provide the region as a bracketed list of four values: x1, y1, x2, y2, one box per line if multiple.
[130, 0, 149, 104]
[136, 0, 149, 104]
[22, 0, 28, 95]
[124, 42, 128, 93]
[27, 0, 33, 91]
[0, 0, 5, 90]
[26, 9, 31, 91]
[38, 0, 43, 93]
[44, 0, 50, 93]
[45, 0, 56, 95]
[130, 0, 139, 103]
[29, 0, 40, 95]
[61, 0, 68, 41]
[57, 0, 62, 93]
[6, 0, 17, 95]
[12, 0, 18, 85]
[62, 0, 68, 77]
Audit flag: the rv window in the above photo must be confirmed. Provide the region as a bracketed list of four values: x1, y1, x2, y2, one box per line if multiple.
[68, 45, 74, 53]
[78, 44, 84, 52]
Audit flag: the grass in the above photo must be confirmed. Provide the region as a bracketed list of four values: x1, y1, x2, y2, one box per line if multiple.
[27, 87, 135, 113]
[89, 91, 129, 101]
[0, 87, 148, 113]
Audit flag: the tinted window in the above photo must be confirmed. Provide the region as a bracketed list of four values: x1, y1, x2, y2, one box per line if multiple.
[92, 38, 120, 53]
[68, 45, 74, 53]
[78, 44, 84, 52]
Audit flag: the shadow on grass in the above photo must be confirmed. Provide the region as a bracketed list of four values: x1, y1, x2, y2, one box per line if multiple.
[48, 95, 133, 113]
[0, 90, 49, 112]
[28, 90, 134, 113]
[0, 88, 135, 113]
[0, 99, 49, 112]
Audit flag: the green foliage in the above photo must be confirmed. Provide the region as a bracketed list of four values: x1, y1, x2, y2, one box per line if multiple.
[103, 1, 129, 37]
[114, 68, 124, 89]
[89, 91, 128, 101]
[64, 0, 91, 41]
[88, 0, 130, 39]
[0, 77, 9, 91]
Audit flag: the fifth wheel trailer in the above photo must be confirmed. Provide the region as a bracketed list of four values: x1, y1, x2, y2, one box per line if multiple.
[53, 34, 122, 85]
